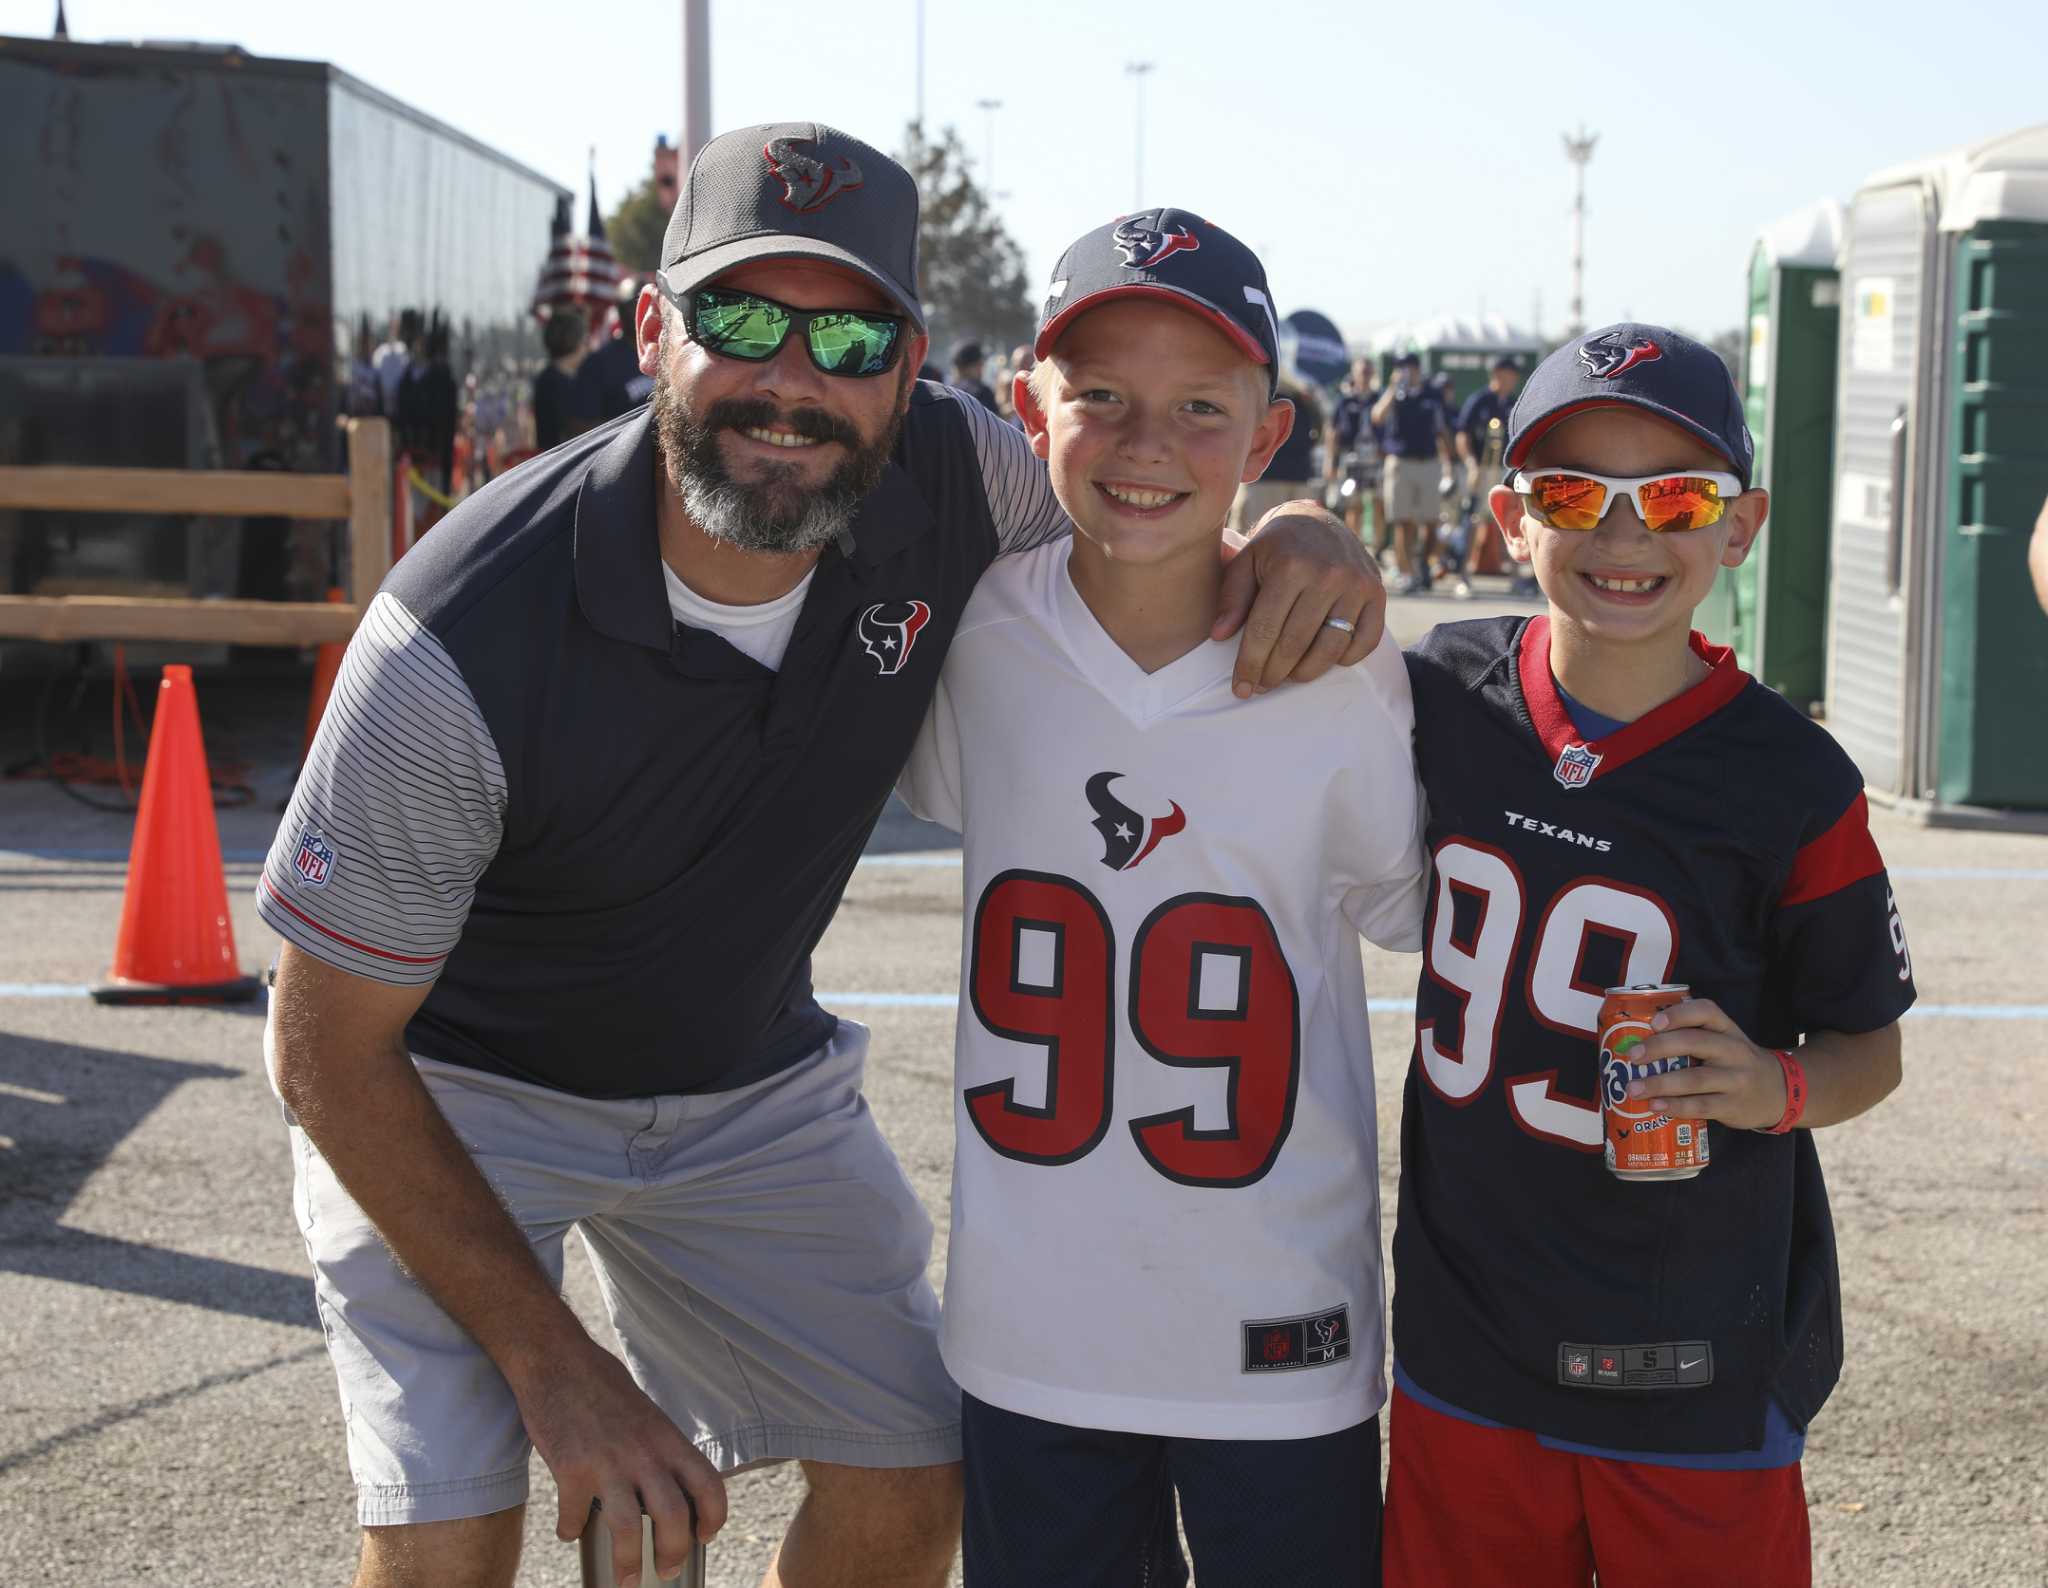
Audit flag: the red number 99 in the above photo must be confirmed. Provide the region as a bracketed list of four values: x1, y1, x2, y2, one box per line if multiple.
[966, 872, 1301, 1188]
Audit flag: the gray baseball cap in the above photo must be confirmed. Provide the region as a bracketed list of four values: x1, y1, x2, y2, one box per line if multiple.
[659, 122, 925, 330]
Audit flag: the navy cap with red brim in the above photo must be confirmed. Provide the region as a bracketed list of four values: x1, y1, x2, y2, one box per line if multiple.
[1034, 209, 1281, 392]
[1504, 322, 1755, 491]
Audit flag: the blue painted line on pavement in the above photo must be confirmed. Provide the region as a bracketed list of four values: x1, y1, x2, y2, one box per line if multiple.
[1891, 866, 2048, 881]
[1901, 1003, 2048, 1022]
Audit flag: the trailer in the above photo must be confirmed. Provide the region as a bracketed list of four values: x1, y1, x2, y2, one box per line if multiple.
[0, 34, 568, 628]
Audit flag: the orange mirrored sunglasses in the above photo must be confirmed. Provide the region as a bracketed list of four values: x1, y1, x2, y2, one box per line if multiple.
[1511, 468, 1744, 533]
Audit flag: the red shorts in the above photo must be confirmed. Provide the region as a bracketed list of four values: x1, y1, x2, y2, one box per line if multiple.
[1382, 1386, 1811, 1588]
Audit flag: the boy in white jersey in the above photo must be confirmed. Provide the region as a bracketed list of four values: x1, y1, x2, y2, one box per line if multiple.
[898, 209, 1426, 1585]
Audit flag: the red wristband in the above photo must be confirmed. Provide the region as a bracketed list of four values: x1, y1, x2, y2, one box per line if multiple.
[1760, 1048, 1807, 1134]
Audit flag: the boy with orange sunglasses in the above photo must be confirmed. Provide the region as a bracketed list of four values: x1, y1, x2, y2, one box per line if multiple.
[1384, 324, 1914, 1587]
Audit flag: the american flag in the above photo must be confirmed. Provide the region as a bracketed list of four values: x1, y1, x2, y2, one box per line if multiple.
[531, 173, 621, 324]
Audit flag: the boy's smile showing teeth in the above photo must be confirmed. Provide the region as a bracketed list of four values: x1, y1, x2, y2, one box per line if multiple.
[1098, 480, 1188, 513]
[1583, 570, 1668, 598]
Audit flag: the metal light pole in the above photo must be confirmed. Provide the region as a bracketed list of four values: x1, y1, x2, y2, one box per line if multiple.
[976, 97, 1003, 195]
[1563, 126, 1597, 337]
[915, 0, 926, 133]
[1124, 62, 1154, 209]
[681, 0, 711, 164]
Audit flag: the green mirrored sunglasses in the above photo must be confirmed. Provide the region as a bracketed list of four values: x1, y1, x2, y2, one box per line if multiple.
[658, 278, 908, 378]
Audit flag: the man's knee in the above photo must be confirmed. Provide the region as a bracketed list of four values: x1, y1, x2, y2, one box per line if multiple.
[803, 1458, 962, 1539]
[354, 1506, 524, 1588]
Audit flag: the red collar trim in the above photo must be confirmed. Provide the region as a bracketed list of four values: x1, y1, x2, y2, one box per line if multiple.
[1515, 615, 1749, 786]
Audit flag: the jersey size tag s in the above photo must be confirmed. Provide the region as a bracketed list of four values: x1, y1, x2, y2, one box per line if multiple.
[1243, 1306, 1351, 1373]
[1559, 1341, 1713, 1389]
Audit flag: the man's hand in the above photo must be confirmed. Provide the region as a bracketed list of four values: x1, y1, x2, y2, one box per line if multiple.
[1623, 997, 1786, 1130]
[1215, 499, 1385, 698]
[525, 1338, 727, 1584]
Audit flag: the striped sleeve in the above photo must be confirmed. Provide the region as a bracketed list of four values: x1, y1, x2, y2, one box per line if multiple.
[929, 383, 1072, 555]
[256, 592, 507, 986]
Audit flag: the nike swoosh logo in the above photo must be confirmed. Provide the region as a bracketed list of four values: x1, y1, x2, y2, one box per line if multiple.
[1679, 1357, 1704, 1370]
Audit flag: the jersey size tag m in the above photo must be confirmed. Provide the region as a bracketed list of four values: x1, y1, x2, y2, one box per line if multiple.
[1242, 1306, 1351, 1373]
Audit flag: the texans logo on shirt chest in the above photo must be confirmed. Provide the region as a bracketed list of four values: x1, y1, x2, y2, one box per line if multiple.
[856, 600, 932, 675]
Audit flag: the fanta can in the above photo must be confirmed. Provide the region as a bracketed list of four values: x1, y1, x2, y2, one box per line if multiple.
[1598, 983, 1707, 1181]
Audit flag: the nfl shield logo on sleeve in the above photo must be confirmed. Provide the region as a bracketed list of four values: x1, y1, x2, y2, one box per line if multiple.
[1553, 743, 1602, 789]
[293, 830, 336, 887]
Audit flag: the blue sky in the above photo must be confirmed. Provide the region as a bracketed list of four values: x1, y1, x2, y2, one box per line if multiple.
[9, 0, 2043, 344]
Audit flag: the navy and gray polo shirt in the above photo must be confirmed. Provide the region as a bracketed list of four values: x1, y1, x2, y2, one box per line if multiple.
[258, 384, 1066, 1098]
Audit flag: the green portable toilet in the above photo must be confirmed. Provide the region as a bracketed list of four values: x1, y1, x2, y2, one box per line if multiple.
[1826, 124, 2048, 814]
[1698, 201, 1842, 710]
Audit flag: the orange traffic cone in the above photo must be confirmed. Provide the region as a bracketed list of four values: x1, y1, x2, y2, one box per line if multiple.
[92, 666, 262, 1006]
[301, 586, 348, 763]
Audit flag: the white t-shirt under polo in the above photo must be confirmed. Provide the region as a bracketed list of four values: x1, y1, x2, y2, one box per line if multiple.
[662, 561, 814, 672]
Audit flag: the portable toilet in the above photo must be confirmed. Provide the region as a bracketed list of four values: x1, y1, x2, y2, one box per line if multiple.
[1826, 123, 2048, 814]
[1697, 201, 1843, 710]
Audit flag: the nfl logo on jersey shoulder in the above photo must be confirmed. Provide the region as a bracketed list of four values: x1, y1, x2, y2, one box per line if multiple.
[1553, 743, 1601, 789]
[293, 830, 336, 887]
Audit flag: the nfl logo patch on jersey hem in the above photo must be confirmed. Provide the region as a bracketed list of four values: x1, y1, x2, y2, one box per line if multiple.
[1242, 1305, 1351, 1372]
[1553, 742, 1601, 789]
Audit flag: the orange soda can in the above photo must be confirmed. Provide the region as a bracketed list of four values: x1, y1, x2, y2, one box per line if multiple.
[1598, 983, 1707, 1181]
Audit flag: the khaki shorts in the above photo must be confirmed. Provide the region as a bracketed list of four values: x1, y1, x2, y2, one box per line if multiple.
[1382, 455, 1440, 526]
[286, 1021, 958, 1526]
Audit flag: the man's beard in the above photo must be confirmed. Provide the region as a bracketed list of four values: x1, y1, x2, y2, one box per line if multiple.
[651, 363, 906, 555]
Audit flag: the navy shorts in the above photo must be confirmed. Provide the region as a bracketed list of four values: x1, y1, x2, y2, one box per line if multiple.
[960, 1391, 1383, 1587]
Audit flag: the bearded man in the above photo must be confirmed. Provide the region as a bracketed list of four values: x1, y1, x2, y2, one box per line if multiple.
[261, 123, 1383, 1588]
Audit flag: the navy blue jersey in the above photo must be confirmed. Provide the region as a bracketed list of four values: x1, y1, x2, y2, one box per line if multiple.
[1394, 616, 1915, 1455]
[1379, 389, 1443, 457]
[1454, 388, 1512, 456]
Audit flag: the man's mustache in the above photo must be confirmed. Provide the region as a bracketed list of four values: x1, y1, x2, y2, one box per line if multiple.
[700, 398, 862, 451]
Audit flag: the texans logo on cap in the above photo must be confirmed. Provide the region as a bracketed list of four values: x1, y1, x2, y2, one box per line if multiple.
[1112, 219, 1200, 269]
[857, 600, 930, 675]
[1085, 772, 1187, 871]
[1578, 330, 1662, 380]
[764, 137, 863, 213]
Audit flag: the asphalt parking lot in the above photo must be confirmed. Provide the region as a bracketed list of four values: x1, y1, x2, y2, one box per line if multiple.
[2, 605, 2043, 1585]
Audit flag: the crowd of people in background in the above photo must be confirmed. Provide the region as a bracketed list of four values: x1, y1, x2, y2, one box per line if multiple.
[531, 278, 659, 452]
[1324, 350, 1537, 598]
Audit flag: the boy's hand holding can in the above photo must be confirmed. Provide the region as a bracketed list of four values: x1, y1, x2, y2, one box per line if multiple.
[1625, 997, 1793, 1132]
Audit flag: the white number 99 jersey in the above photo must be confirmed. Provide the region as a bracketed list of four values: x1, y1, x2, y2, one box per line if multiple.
[899, 540, 1426, 1439]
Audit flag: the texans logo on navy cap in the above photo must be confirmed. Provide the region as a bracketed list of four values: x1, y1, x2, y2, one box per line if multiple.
[1506, 321, 1754, 489]
[1036, 208, 1281, 392]
[1577, 330, 1663, 381]
[1112, 218, 1200, 269]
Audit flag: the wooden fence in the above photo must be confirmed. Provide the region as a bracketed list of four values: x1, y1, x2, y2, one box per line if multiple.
[0, 418, 392, 647]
